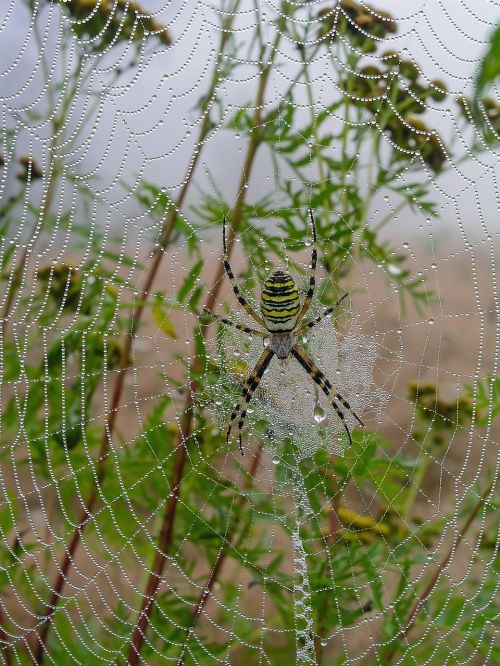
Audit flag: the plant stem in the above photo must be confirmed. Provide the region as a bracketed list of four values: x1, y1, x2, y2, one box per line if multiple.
[347, 131, 377, 295]
[127, 385, 194, 666]
[401, 435, 434, 523]
[385, 478, 495, 662]
[125, 133, 260, 662]
[126, 125, 261, 666]
[126, 11, 286, 660]
[338, 41, 359, 221]
[0, 603, 12, 666]
[32, 6, 238, 657]
[0, 26, 85, 338]
[176, 443, 263, 661]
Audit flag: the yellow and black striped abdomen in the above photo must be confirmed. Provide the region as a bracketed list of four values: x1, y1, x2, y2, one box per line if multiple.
[260, 270, 300, 332]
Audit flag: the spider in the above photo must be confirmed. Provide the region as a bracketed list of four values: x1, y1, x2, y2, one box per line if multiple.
[204, 209, 365, 455]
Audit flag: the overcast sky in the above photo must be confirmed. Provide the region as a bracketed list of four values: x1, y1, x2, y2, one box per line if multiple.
[0, 0, 499, 256]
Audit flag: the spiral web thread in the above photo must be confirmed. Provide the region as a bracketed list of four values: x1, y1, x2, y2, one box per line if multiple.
[0, 1, 499, 665]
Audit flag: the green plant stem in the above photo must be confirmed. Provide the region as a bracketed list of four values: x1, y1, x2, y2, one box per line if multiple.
[347, 131, 377, 295]
[32, 5, 240, 659]
[260, 39, 323, 128]
[338, 42, 360, 220]
[314, 464, 341, 665]
[385, 478, 496, 662]
[1, 162, 56, 339]
[126, 13, 286, 661]
[401, 436, 434, 523]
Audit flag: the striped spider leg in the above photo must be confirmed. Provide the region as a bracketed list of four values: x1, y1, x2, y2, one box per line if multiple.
[295, 208, 318, 326]
[202, 307, 269, 455]
[202, 307, 268, 338]
[295, 292, 350, 336]
[290, 345, 364, 446]
[226, 347, 275, 455]
[222, 217, 266, 327]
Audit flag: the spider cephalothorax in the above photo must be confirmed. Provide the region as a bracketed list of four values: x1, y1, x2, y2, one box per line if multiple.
[203, 209, 365, 454]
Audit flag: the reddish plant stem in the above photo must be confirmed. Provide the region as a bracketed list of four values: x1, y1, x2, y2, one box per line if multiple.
[125, 128, 262, 666]
[0, 603, 12, 666]
[30, 4, 240, 661]
[34, 112, 210, 666]
[127, 386, 194, 666]
[124, 28, 276, 658]
[385, 479, 495, 663]
[190, 443, 263, 627]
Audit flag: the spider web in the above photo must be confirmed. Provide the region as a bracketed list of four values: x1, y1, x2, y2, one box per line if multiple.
[0, 1, 498, 665]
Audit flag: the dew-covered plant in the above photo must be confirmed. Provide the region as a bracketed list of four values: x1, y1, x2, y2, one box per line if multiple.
[0, 1, 498, 665]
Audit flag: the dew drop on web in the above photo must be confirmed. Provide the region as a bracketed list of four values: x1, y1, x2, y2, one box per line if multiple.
[313, 401, 325, 423]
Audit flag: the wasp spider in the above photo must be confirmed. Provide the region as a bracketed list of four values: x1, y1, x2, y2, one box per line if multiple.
[204, 210, 365, 454]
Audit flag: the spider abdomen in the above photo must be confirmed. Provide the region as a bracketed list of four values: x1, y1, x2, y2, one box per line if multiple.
[261, 270, 300, 333]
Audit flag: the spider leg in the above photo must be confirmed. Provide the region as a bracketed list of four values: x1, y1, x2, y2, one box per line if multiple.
[290, 345, 365, 446]
[227, 347, 274, 455]
[222, 217, 266, 327]
[202, 307, 268, 337]
[296, 208, 318, 325]
[296, 293, 349, 335]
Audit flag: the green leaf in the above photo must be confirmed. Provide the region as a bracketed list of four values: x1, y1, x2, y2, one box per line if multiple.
[153, 294, 178, 339]
[0, 494, 16, 537]
[476, 26, 500, 98]
[177, 259, 204, 304]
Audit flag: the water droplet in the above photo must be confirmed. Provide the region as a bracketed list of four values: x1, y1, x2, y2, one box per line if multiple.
[387, 263, 403, 276]
[272, 458, 279, 465]
[431, 262, 437, 270]
[313, 401, 326, 423]
[403, 242, 409, 249]
[429, 318, 434, 325]
[247, 407, 254, 414]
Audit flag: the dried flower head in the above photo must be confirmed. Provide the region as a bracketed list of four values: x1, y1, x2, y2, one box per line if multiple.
[318, 1, 397, 49]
